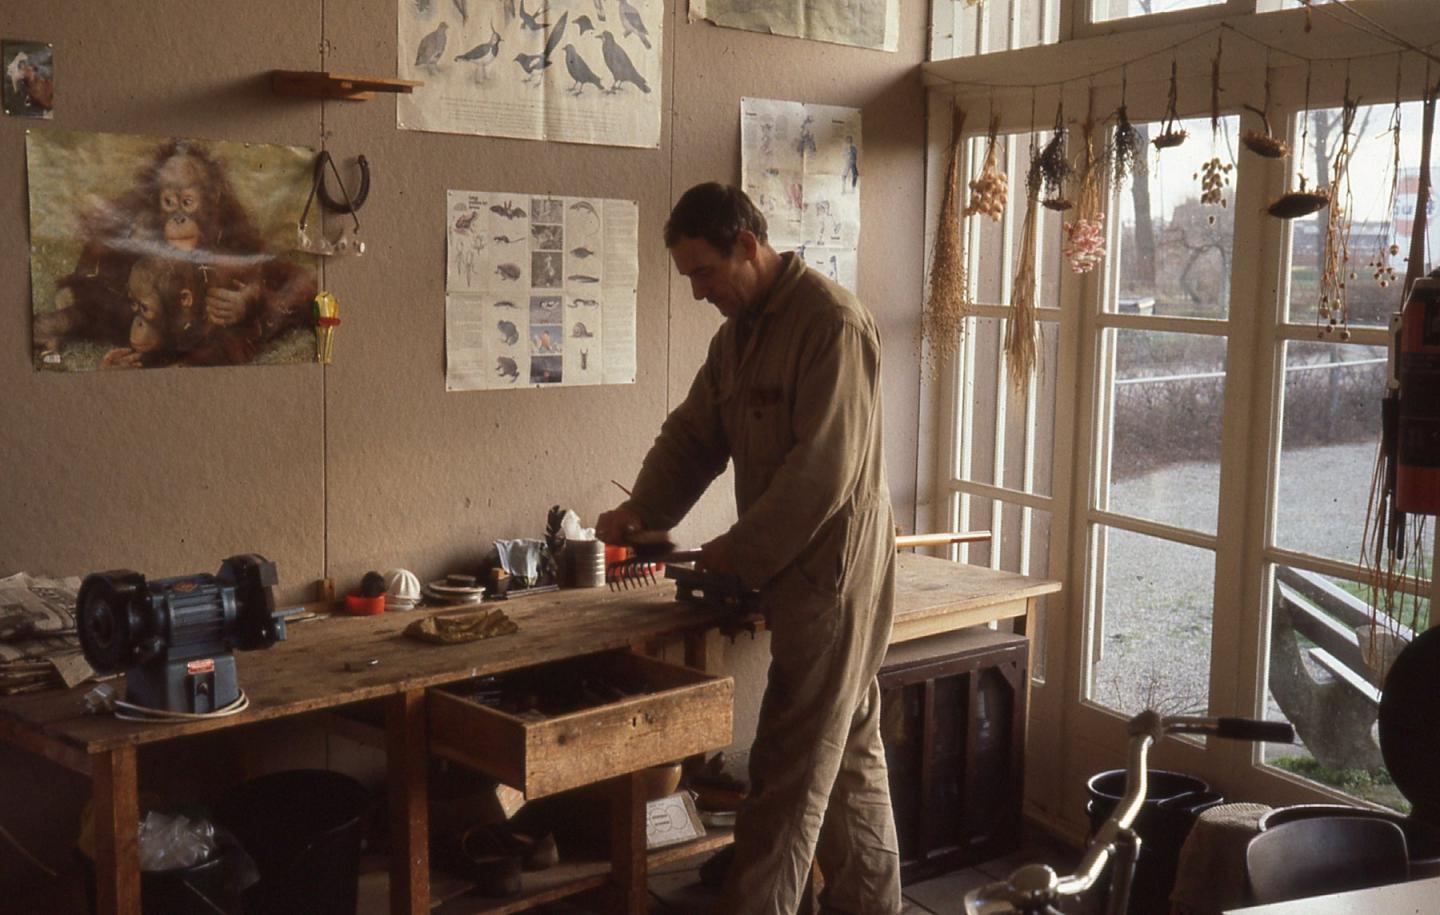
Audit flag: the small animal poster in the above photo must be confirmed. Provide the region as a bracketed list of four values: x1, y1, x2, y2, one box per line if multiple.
[3, 40, 53, 118]
[398, 0, 662, 149]
[741, 98, 862, 291]
[27, 130, 318, 372]
[445, 188, 637, 390]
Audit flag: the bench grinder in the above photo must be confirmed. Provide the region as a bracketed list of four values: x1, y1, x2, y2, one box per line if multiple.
[77, 554, 287, 713]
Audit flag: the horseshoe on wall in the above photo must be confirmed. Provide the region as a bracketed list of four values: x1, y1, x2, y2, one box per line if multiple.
[315, 151, 370, 214]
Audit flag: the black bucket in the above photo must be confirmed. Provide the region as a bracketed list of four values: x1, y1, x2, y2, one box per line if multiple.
[213, 769, 369, 915]
[1086, 769, 1224, 914]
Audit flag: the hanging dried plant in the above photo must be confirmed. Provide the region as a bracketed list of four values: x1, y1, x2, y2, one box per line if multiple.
[965, 116, 1008, 220]
[1317, 94, 1359, 339]
[1037, 101, 1072, 210]
[1367, 64, 1405, 289]
[1242, 65, 1289, 158]
[1005, 130, 1041, 389]
[922, 106, 972, 372]
[1112, 105, 1145, 187]
[1267, 177, 1330, 219]
[1268, 66, 1328, 221]
[1063, 120, 1106, 274]
[1153, 60, 1188, 150]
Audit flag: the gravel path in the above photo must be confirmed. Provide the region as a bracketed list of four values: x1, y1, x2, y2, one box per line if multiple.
[1090, 440, 1377, 717]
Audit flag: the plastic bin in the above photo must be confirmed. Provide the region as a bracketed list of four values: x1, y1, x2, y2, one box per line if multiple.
[1086, 769, 1223, 914]
[213, 769, 369, 915]
[81, 850, 229, 915]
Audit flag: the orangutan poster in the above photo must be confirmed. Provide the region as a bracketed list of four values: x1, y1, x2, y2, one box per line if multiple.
[27, 129, 319, 372]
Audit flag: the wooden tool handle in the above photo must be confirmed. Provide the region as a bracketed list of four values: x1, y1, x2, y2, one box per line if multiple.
[894, 531, 992, 549]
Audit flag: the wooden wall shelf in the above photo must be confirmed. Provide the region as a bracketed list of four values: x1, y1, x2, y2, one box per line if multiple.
[271, 70, 423, 101]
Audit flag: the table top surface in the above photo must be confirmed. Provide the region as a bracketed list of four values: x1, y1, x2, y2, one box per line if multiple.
[0, 553, 1059, 754]
[1224, 875, 1440, 913]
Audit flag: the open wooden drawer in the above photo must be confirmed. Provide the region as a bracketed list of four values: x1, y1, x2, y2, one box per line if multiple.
[428, 650, 733, 798]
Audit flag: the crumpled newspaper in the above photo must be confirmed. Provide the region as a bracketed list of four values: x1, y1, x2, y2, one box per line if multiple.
[404, 607, 518, 645]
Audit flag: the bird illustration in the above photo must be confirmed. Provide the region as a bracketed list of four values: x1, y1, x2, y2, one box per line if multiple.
[415, 0, 431, 12]
[415, 22, 449, 70]
[455, 25, 502, 79]
[596, 31, 649, 93]
[452, 0, 468, 23]
[593, 0, 606, 21]
[514, 52, 548, 83]
[502, 0, 516, 23]
[562, 44, 604, 95]
[519, 0, 549, 30]
[575, 14, 595, 34]
[617, 0, 651, 50]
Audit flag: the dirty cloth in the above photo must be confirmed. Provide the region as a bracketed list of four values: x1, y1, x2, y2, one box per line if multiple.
[626, 252, 901, 915]
[403, 607, 517, 644]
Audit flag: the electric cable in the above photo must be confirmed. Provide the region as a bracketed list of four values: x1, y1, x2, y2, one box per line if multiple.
[111, 689, 250, 722]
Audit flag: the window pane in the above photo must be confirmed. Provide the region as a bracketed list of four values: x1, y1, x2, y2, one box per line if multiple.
[1093, 0, 1224, 24]
[1112, 116, 1238, 320]
[1261, 563, 1428, 813]
[1285, 101, 1440, 329]
[1103, 329, 1226, 533]
[1274, 341, 1386, 562]
[960, 317, 1002, 485]
[1088, 526, 1215, 716]
[1002, 322, 1059, 496]
[931, 0, 1058, 60]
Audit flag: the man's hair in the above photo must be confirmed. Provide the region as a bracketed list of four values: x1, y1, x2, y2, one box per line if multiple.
[664, 183, 768, 254]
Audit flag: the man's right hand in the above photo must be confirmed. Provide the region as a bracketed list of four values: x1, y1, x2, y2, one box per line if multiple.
[595, 506, 643, 545]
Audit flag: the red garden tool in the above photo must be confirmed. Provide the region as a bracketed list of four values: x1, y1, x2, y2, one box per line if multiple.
[606, 531, 703, 590]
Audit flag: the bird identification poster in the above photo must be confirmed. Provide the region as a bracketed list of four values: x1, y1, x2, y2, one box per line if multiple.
[398, 0, 662, 149]
[740, 98, 861, 292]
[690, 0, 898, 52]
[445, 188, 637, 390]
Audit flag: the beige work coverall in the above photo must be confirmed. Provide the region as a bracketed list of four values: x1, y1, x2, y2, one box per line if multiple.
[625, 253, 902, 915]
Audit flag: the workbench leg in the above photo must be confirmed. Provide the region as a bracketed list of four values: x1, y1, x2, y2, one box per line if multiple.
[387, 688, 429, 915]
[601, 770, 648, 915]
[92, 745, 140, 915]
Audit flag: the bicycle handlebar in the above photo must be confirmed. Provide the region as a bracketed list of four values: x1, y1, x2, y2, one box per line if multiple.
[964, 710, 1295, 915]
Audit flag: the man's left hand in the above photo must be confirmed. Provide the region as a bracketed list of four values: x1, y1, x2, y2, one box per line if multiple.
[698, 534, 737, 576]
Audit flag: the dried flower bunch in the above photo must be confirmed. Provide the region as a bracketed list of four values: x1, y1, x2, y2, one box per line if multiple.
[922, 107, 973, 372]
[1037, 103, 1072, 210]
[1317, 97, 1359, 339]
[1197, 158, 1233, 224]
[1006, 133, 1042, 389]
[1064, 122, 1106, 274]
[965, 117, 1008, 221]
[1367, 92, 1405, 289]
[1112, 105, 1146, 188]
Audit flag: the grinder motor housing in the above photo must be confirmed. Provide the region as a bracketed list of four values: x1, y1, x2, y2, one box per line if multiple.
[77, 554, 286, 713]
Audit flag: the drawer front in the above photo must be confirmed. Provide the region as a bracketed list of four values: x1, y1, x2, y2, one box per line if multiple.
[428, 651, 733, 798]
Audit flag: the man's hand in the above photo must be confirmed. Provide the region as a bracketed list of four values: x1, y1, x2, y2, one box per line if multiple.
[698, 533, 738, 576]
[596, 506, 643, 545]
[205, 281, 258, 327]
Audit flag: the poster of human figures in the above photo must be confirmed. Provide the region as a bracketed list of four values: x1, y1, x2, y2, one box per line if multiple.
[398, 0, 662, 149]
[741, 98, 862, 292]
[27, 130, 318, 372]
[445, 189, 637, 390]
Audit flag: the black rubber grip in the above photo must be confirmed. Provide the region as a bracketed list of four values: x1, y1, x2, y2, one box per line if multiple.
[1216, 718, 1295, 743]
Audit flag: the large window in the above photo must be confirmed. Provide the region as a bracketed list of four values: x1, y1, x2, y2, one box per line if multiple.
[925, 0, 1439, 828]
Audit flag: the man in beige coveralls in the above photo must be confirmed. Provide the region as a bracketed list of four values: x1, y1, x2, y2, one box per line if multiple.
[597, 183, 902, 915]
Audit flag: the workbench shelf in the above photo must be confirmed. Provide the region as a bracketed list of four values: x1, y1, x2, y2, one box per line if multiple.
[360, 828, 735, 913]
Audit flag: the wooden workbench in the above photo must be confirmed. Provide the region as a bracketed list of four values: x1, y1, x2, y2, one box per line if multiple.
[0, 553, 1058, 915]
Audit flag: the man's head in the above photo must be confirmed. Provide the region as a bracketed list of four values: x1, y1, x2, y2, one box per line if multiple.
[665, 183, 777, 320]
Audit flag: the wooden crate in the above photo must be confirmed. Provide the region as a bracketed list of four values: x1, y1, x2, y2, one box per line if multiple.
[428, 650, 733, 798]
[879, 627, 1028, 883]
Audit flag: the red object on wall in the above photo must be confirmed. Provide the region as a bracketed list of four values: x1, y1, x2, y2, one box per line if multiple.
[1397, 273, 1440, 515]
